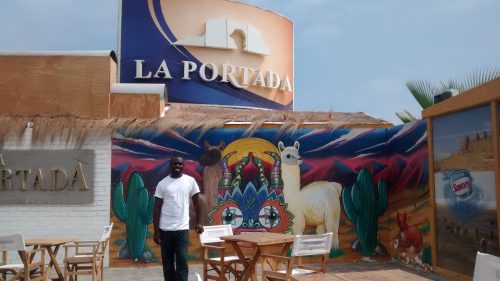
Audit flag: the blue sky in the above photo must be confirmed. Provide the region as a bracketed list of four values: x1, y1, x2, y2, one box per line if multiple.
[1, 0, 499, 124]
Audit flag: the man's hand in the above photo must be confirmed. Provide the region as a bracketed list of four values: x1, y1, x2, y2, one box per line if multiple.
[154, 231, 161, 245]
[195, 223, 204, 234]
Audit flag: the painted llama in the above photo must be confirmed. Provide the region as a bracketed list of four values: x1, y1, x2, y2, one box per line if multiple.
[278, 141, 342, 248]
[200, 140, 225, 209]
[189, 140, 224, 228]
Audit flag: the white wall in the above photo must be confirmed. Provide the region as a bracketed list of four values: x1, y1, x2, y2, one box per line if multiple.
[0, 128, 112, 266]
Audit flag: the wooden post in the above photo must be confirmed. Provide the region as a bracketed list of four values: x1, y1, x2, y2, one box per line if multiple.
[426, 118, 438, 268]
[491, 102, 500, 252]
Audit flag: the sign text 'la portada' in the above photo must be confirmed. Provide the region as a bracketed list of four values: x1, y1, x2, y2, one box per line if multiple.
[134, 60, 292, 91]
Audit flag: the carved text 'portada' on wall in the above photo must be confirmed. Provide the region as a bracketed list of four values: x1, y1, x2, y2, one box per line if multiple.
[0, 150, 94, 204]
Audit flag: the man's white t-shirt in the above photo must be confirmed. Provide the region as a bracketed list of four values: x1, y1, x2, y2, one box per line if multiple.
[154, 174, 200, 231]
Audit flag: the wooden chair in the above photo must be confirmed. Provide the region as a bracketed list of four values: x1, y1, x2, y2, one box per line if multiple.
[63, 223, 113, 281]
[200, 224, 242, 281]
[261, 232, 333, 281]
[0, 233, 45, 281]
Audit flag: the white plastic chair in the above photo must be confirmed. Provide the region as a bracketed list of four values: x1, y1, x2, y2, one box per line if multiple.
[261, 232, 333, 281]
[473, 251, 500, 281]
[0, 233, 45, 281]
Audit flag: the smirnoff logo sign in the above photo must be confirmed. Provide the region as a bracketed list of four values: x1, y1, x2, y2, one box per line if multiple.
[449, 169, 473, 200]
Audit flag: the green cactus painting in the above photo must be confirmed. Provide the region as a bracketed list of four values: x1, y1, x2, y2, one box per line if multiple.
[112, 173, 155, 261]
[342, 169, 388, 259]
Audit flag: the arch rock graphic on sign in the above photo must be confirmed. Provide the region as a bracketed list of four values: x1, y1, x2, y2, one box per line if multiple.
[173, 18, 271, 56]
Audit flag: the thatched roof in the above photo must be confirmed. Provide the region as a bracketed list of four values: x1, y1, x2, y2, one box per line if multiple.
[160, 104, 390, 131]
[0, 104, 391, 147]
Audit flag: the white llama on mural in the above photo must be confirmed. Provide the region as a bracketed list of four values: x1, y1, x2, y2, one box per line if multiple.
[278, 141, 342, 248]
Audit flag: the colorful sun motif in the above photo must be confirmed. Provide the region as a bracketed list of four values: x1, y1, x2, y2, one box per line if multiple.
[209, 138, 293, 234]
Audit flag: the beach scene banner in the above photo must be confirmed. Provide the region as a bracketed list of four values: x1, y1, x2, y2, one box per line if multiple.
[432, 105, 498, 276]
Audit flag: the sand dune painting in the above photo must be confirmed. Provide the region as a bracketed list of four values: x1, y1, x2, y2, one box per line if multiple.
[432, 105, 498, 276]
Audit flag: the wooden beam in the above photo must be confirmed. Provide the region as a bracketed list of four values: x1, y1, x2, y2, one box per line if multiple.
[222, 122, 392, 129]
[110, 93, 162, 118]
[426, 118, 438, 270]
[433, 267, 472, 281]
[0, 55, 115, 118]
[492, 102, 500, 252]
[422, 77, 500, 119]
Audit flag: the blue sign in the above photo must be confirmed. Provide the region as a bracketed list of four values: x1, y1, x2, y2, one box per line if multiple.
[119, 0, 293, 110]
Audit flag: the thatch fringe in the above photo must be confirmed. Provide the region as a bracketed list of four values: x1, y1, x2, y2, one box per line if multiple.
[157, 104, 389, 133]
[0, 116, 30, 147]
[0, 115, 158, 148]
[0, 105, 390, 148]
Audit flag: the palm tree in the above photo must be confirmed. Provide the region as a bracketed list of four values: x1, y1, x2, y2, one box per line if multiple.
[397, 67, 500, 123]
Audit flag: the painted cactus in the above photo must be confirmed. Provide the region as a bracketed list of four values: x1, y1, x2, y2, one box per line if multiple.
[112, 172, 155, 261]
[342, 169, 387, 257]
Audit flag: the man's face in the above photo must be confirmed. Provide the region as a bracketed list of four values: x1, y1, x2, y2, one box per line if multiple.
[170, 157, 184, 177]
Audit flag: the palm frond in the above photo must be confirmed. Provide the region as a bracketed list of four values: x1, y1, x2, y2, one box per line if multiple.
[400, 67, 500, 122]
[395, 110, 418, 123]
[405, 80, 436, 109]
[439, 79, 465, 93]
[462, 67, 500, 92]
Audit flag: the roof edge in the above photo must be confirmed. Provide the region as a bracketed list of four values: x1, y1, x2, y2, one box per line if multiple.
[0, 50, 117, 62]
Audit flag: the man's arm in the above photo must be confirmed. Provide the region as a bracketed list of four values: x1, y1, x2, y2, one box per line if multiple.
[192, 192, 208, 234]
[153, 197, 163, 244]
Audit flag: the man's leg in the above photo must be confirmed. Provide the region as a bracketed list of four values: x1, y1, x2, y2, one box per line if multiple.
[160, 230, 176, 281]
[174, 230, 190, 281]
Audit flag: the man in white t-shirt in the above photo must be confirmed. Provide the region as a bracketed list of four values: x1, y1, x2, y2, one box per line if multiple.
[153, 156, 206, 281]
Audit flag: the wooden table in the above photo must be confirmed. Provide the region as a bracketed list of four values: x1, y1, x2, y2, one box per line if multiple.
[221, 232, 295, 281]
[25, 238, 75, 281]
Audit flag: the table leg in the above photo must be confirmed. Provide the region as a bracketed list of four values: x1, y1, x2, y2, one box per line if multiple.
[27, 245, 39, 263]
[226, 241, 260, 281]
[46, 245, 64, 281]
[229, 241, 247, 281]
[262, 242, 294, 275]
[241, 247, 260, 281]
[279, 242, 292, 256]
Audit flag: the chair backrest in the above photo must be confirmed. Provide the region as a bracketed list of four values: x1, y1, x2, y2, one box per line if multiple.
[291, 233, 333, 257]
[199, 224, 233, 244]
[96, 223, 113, 255]
[0, 234, 26, 252]
[99, 223, 114, 242]
[473, 251, 500, 281]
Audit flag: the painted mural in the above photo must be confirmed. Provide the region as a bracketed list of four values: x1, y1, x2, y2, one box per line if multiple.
[342, 168, 388, 261]
[387, 122, 432, 271]
[433, 105, 498, 276]
[208, 138, 293, 235]
[110, 120, 429, 267]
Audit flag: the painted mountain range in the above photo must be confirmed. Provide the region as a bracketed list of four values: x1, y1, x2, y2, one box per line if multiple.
[111, 120, 428, 195]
